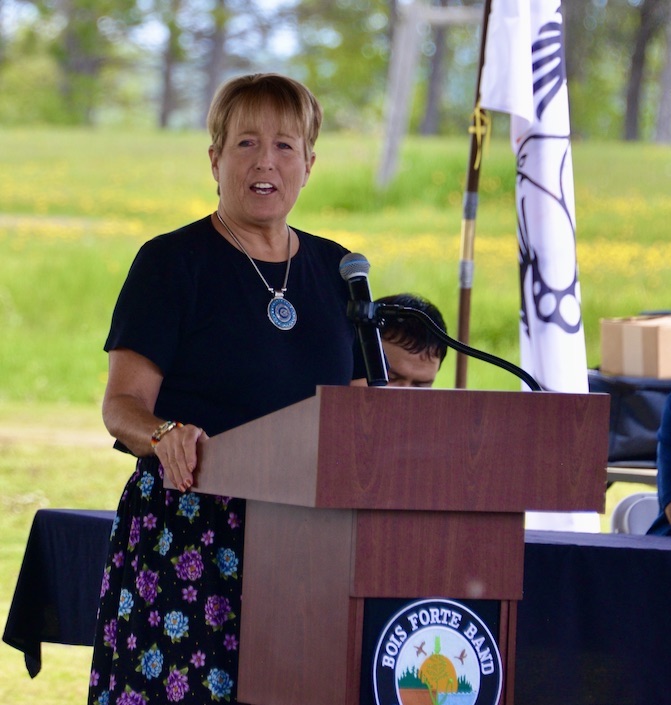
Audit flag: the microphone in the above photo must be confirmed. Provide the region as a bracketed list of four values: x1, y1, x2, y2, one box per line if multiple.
[339, 253, 388, 386]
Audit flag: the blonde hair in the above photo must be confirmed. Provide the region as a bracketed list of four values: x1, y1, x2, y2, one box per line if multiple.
[207, 73, 323, 159]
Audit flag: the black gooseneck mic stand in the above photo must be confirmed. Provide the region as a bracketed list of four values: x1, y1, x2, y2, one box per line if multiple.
[347, 301, 543, 392]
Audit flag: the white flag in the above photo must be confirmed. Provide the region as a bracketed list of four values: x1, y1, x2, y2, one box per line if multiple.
[481, 1, 597, 532]
[480, 0, 588, 395]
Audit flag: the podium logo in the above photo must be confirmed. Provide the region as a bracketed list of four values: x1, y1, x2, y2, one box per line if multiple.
[372, 598, 502, 705]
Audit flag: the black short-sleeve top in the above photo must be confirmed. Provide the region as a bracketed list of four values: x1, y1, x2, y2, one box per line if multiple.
[105, 216, 365, 436]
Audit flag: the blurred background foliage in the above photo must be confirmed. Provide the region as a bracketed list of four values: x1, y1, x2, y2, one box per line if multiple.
[0, 0, 670, 142]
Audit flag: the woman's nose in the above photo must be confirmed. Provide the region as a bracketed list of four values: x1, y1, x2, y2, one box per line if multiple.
[254, 145, 274, 170]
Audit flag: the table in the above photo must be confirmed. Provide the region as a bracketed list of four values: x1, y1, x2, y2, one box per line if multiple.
[5, 510, 671, 704]
[607, 464, 657, 485]
[517, 530, 671, 705]
[2, 508, 114, 677]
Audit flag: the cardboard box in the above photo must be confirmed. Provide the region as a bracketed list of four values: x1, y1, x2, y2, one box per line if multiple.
[601, 315, 671, 378]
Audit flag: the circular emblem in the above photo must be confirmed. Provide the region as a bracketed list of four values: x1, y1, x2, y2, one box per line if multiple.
[372, 598, 502, 705]
[267, 296, 297, 330]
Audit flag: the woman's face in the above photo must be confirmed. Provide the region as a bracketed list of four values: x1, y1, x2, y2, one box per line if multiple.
[209, 107, 315, 232]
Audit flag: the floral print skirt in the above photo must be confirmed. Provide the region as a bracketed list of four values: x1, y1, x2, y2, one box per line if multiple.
[88, 456, 245, 704]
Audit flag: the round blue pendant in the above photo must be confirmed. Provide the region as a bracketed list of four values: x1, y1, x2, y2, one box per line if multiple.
[268, 296, 297, 330]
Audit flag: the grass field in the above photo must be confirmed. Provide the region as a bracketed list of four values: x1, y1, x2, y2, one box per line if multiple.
[0, 128, 669, 702]
[0, 420, 131, 703]
[2, 129, 670, 400]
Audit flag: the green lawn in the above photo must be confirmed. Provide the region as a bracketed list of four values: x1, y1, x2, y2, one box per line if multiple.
[1, 130, 670, 399]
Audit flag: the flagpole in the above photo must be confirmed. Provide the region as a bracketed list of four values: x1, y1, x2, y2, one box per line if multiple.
[455, 0, 493, 389]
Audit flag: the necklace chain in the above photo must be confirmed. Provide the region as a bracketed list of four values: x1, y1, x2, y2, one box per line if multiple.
[215, 210, 291, 296]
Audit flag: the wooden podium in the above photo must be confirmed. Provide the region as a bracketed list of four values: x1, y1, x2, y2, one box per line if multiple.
[170, 386, 609, 705]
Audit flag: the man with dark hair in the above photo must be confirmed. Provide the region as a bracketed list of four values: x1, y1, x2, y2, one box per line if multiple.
[375, 293, 447, 388]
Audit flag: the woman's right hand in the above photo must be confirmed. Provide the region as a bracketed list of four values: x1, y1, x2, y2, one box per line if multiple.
[103, 349, 209, 493]
[153, 423, 209, 492]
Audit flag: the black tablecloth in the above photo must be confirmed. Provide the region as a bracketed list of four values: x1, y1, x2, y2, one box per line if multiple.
[3, 508, 114, 677]
[517, 530, 671, 705]
[5, 510, 671, 704]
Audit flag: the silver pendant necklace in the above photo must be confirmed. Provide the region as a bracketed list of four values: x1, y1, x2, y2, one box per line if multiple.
[216, 210, 297, 330]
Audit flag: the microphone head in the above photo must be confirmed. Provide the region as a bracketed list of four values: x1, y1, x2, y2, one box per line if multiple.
[339, 253, 370, 281]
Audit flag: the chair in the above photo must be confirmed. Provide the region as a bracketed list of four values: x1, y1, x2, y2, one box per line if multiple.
[611, 492, 659, 534]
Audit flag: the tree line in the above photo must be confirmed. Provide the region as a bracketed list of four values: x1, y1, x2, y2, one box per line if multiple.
[0, 0, 669, 141]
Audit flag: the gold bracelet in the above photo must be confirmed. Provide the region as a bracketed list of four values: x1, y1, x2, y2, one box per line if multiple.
[150, 420, 183, 449]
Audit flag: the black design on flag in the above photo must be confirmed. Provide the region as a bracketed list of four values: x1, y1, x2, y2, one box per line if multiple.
[517, 133, 581, 337]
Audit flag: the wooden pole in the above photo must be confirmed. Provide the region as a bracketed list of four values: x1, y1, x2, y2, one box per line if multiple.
[455, 0, 493, 389]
